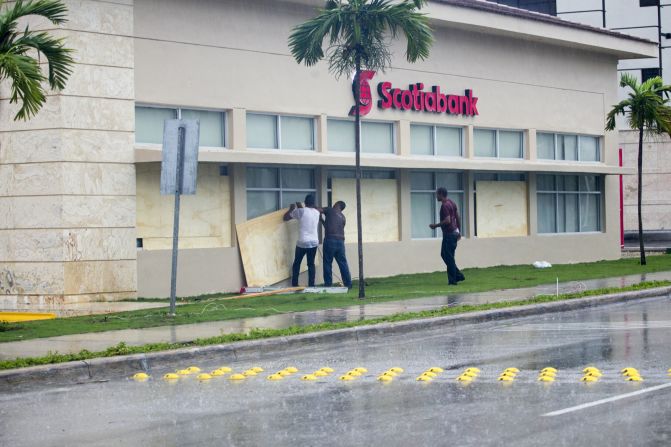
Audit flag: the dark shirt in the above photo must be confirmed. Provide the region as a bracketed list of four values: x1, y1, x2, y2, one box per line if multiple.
[322, 207, 346, 240]
[439, 198, 460, 235]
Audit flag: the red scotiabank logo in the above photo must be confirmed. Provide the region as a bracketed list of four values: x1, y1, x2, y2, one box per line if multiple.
[348, 70, 376, 117]
[348, 71, 479, 117]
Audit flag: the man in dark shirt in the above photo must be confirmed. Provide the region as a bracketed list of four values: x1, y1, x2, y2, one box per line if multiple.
[321, 201, 352, 288]
[430, 187, 465, 285]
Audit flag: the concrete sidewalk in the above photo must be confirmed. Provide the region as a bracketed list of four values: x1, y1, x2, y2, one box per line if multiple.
[1, 271, 671, 361]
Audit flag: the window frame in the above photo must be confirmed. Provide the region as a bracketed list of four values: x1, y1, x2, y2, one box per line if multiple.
[246, 165, 317, 219]
[409, 170, 466, 239]
[536, 131, 602, 162]
[326, 117, 397, 154]
[473, 127, 525, 159]
[135, 104, 227, 148]
[410, 123, 464, 157]
[536, 174, 603, 234]
[246, 112, 316, 151]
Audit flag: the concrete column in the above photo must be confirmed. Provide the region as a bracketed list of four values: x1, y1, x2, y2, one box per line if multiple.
[317, 114, 328, 153]
[527, 128, 537, 161]
[464, 125, 474, 158]
[230, 107, 247, 150]
[0, 0, 137, 305]
[465, 171, 475, 238]
[528, 172, 538, 235]
[398, 120, 411, 156]
[398, 170, 411, 241]
[318, 166, 329, 206]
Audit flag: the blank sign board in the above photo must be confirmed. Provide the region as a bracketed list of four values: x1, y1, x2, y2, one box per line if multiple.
[236, 209, 316, 287]
[160, 119, 200, 195]
[475, 181, 528, 238]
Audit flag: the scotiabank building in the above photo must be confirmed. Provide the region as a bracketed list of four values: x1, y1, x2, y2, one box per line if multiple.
[0, 0, 657, 302]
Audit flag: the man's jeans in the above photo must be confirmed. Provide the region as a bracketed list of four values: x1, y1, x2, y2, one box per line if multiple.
[291, 246, 317, 287]
[323, 238, 352, 288]
[440, 233, 463, 284]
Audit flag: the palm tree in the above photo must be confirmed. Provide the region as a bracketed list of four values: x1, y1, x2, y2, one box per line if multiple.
[0, 0, 74, 121]
[289, 0, 433, 298]
[606, 73, 671, 265]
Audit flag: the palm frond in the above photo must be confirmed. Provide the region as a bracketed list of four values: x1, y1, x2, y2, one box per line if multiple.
[605, 99, 631, 131]
[0, 51, 46, 120]
[13, 31, 74, 89]
[0, 0, 73, 120]
[289, 0, 432, 77]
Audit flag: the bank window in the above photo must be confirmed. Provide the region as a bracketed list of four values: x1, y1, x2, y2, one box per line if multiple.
[537, 132, 601, 162]
[246, 166, 316, 219]
[327, 119, 395, 154]
[410, 171, 465, 239]
[135, 106, 226, 147]
[326, 169, 396, 205]
[474, 128, 523, 158]
[537, 174, 602, 234]
[247, 113, 315, 151]
[410, 124, 462, 157]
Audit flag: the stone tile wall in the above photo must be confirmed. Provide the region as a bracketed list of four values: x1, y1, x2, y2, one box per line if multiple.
[0, 0, 136, 305]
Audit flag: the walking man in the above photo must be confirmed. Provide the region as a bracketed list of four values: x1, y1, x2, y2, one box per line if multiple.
[284, 193, 320, 287]
[430, 187, 465, 285]
[321, 201, 352, 289]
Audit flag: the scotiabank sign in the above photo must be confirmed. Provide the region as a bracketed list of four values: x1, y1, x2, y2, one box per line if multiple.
[349, 70, 478, 117]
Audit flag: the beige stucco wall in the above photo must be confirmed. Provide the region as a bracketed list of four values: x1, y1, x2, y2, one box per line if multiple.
[131, 0, 650, 296]
[0, 0, 137, 305]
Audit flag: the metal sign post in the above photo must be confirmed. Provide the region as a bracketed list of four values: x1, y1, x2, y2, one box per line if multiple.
[160, 119, 200, 316]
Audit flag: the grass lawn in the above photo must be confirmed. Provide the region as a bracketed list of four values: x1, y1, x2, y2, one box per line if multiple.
[1, 255, 670, 344]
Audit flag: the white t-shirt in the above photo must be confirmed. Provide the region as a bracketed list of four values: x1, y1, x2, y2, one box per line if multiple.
[290, 207, 320, 248]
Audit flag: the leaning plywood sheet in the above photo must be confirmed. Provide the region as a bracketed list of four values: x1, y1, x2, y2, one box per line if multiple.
[331, 179, 399, 243]
[475, 181, 528, 238]
[236, 209, 317, 287]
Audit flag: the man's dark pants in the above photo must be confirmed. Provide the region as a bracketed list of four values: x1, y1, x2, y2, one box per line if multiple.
[440, 232, 464, 285]
[323, 238, 352, 288]
[291, 246, 317, 287]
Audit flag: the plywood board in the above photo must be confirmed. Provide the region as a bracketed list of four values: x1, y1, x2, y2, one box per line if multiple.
[137, 163, 231, 249]
[236, 209, 318, 287]
[476, 181, 528, 238]
[331, 179, 399, 243]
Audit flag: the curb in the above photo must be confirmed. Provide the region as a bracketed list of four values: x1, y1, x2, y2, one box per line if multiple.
[1, 286, 670, 390]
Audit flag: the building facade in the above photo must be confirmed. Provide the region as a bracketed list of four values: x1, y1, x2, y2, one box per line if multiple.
[0, 0, 657, 302]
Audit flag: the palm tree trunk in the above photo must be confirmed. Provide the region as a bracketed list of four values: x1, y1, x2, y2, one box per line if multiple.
[637, 124, 646, 265]
[354, 57, 365, 299]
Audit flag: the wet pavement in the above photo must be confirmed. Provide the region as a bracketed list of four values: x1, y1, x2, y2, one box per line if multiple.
[1, 271, 671, 360]
[1, 295, 670, 446]
[0, 299, 174, 317]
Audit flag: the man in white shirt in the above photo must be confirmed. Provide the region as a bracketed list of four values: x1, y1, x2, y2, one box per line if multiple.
[283, 193, 320, 287]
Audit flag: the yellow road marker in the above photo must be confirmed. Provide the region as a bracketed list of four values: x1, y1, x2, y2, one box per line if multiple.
[163, 373, 180, 380]
[389, 367, 404, 373]
[229, 373, 246, 381]
[197, 373, 212, 381]
[131, 373, 150, 381]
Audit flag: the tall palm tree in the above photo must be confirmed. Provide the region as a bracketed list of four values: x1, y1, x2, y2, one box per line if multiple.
[606, 73, 671, 265]
[0, 0, 74, 121]
[289, 0, 433, 298]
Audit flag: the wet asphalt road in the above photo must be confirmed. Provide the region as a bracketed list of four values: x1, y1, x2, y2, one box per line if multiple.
[1, 295, 671, 446]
